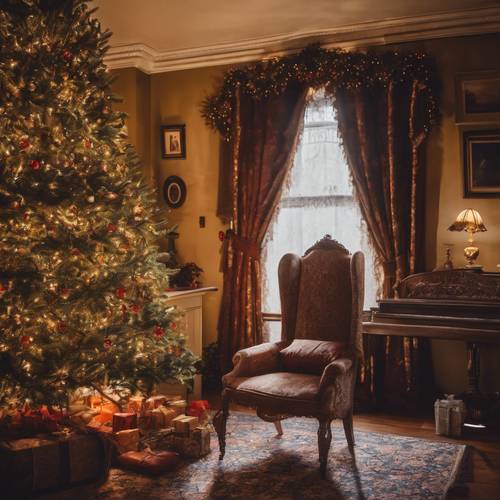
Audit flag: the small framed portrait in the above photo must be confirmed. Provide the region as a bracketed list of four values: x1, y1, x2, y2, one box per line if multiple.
[463, 129, 500, 198]
[163, 175, 187, 208]
[161, 124, 186, 159]
[456, 70, 500, 123]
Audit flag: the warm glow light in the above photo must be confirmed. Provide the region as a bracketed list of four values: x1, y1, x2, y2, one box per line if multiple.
[448, 209, 487, 233]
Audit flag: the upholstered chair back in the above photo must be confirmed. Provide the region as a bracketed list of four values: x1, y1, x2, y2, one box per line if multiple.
[278, 236, 364, 357]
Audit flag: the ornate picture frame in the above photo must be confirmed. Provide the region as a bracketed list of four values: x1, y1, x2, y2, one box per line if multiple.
[455, 70, 500, 123]
[161, 124, 186, 159]
[463, 129, 500, 198]
[163, 175, 187, 208]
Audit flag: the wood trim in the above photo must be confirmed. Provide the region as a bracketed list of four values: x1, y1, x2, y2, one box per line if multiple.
[362, 321, 500, 343]
[104, 6, 500, 74]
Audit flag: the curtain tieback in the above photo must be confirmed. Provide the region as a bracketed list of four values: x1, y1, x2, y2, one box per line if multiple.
[231, 234, 261, 260]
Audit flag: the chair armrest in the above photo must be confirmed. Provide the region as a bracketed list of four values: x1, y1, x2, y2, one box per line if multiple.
[222, 342, 285, 383]
[318, 357, 353, 392]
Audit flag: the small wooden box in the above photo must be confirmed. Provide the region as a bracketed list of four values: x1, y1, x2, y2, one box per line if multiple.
[0, 433, 107, 497]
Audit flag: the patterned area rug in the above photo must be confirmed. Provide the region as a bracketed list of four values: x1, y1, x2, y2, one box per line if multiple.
[47, 412, 466, 500]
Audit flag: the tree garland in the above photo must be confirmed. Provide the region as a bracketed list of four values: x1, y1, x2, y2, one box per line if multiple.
[202, 45, 440, 140]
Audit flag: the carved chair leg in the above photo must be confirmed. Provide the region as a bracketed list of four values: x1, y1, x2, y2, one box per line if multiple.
[273, 419, 283, 436]
[213, 391, 230, 460]
[342, 413, 355, 451]
[318, 419, 332, 478]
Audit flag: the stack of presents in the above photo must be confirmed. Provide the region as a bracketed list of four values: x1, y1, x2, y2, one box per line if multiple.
[0, 393, 212, 497]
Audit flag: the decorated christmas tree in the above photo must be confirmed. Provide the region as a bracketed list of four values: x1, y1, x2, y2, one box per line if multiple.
[0, 0, 198, 412]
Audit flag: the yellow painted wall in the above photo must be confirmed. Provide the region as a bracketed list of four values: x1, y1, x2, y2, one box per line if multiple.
[149, 67, 227, 348]
[112, 68, 153, 181]
[112, 33, 500, 393]
[399, 34, 500, 394]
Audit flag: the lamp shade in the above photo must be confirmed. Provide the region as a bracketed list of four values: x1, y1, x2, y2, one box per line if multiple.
[448, 209, 487, 233]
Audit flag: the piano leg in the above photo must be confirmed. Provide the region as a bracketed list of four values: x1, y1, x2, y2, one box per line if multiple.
[466, 342, 480, 393]
[463, 342, 492, 427]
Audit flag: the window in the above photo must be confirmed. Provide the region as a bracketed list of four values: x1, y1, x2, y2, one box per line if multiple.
[262, 94, 380, 342]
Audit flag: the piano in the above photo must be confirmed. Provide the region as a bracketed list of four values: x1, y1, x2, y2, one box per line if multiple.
[362, 268, 500, 425]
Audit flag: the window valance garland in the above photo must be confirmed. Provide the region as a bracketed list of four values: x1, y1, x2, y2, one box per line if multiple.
[202, 45, 440, 140]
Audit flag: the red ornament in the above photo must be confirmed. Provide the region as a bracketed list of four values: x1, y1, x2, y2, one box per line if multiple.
[218, 230, 225, 242]
[60, 288, 70, 298]
[130, 304, 140, 314]
[153, 326, 165, 339]
[84, 139, 92, 149]
[0, 283, 6, 294]
[107, 223, 117, 233]
[103, 338, 112, 349]
[20, 335, 31, 347]
[29, 159, 41, 170]
[115, 287, 126, 299]
[57, 322, 66, 332]
[19, 138, 30, 150]
[62, 50, 73, 62]
[170, 322, 177, 330]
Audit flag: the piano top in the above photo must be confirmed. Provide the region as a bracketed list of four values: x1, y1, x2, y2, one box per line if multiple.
[363, 269, 500, 342]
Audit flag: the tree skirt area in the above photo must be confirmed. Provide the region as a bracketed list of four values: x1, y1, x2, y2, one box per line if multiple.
[44, 412, 466, 500]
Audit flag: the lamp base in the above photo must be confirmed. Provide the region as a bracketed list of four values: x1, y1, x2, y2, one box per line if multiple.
[464, 245, 480, 267]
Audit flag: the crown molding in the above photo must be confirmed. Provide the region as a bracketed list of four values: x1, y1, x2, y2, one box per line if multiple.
[104, 6, 500, 74]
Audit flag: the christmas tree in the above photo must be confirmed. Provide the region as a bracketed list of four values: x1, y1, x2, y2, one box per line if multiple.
[0, 0, 198, 411]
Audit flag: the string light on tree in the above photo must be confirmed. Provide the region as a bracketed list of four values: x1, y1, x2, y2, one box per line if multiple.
[0, 0, 199, 412]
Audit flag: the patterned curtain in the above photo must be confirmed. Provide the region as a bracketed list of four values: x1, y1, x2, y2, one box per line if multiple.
[217, 84, 308, 371]
[335, 81, 435, 411]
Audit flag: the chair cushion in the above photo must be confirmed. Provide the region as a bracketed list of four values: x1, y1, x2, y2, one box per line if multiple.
[228, 372, 321, 400]
[279, 339, 347, 375]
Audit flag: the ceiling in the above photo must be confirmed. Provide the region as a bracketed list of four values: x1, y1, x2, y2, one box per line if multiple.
[91, 0, 500, 73]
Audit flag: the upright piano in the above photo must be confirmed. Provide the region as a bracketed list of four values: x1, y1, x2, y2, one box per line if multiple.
[362, 269, 500, 424]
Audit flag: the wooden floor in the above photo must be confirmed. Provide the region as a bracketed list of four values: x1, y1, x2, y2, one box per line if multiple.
[206, 392, 500, 499]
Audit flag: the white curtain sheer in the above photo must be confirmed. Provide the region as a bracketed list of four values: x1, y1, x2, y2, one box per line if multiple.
[262, 96, 380, 342]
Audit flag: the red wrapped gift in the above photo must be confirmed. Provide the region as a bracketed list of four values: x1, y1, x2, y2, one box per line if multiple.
[117, 450, 180, 476]
[20, 406, 63, 435]
[187, 400, 209, 418]
[112, 413, 137, 433]
[187, 400, 210, 425]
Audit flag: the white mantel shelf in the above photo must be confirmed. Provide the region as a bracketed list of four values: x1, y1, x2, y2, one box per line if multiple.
[165, 286, 218, 300]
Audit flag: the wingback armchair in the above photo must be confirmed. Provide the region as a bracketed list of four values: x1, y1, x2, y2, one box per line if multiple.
[214, 235, 364, 477]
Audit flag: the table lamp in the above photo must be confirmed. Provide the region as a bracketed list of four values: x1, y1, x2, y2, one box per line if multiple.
[448, 209, 487, 267]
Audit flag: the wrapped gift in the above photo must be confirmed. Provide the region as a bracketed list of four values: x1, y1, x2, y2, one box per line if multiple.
[172, 415, 198, 435]
[114, 429, 140, 453]
[151, 409, 164, 429]
[93, 402, 120, 424]
[146, 395, 167, 410]
[112, 413, 137, 433]
[165, 427, 211, 458]
[87, 420, 113, 435]
[435, 395, 465, 437]
[188, 400, 210, 426]
[0, 432, 109, 497]
[127, 395, 144, 414]
[117, 450, 179, 476]
[158, 406, 177, 427]
[168, 400, 187, 417]
[138, 414, 153, 431]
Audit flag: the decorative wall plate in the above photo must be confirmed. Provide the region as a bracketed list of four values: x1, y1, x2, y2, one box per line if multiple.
[163, 176, 186, 208]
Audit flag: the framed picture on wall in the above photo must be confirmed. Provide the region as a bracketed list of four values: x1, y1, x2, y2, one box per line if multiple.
[463, 129, 500, 198]
[161, 124, 186, 159]
[163, 175, 187, 208]
[456, 70, 500, 123]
